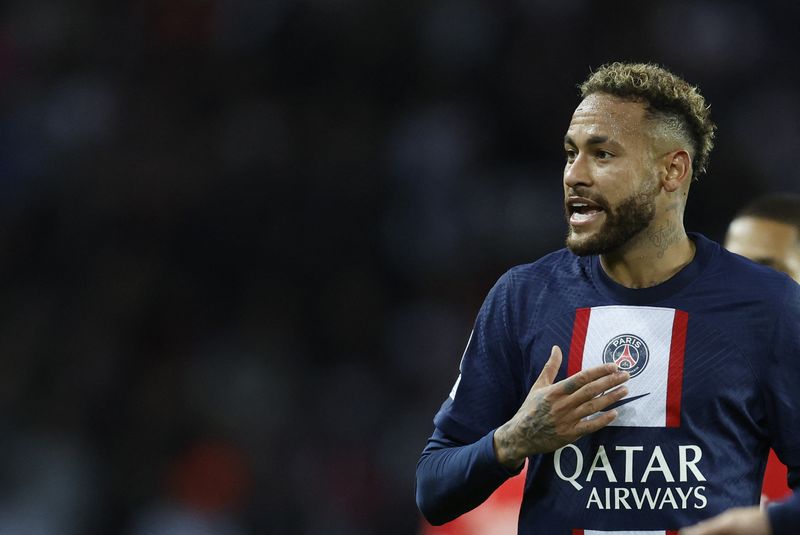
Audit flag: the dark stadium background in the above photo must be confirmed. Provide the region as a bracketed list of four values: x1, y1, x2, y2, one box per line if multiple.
[0, 1, 798, 533]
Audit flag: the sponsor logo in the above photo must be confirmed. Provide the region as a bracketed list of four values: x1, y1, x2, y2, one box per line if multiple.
[603, 334, 649, 377]
[554, 443, 708, 511]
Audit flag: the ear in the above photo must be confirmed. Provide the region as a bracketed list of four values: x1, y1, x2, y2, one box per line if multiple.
[662, 150, 692, 193]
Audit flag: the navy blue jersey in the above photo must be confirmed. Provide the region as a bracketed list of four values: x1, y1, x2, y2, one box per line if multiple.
[416, 234, 800, 534]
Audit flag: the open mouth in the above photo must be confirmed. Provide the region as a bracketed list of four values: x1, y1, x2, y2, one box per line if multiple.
[567, 197, 605, 226]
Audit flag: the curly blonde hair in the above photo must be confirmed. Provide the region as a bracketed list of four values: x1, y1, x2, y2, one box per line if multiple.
[580, 62, 716, 177]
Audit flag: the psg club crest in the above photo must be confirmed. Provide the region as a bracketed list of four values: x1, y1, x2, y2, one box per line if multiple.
[602, 334, 649, 377]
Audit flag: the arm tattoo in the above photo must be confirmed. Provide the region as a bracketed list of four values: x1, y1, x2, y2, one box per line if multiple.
[519, 398, 557, 446]
[497, 393, 557, 461]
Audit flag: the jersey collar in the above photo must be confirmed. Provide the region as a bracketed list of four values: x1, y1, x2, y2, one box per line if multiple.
[588, 233, 718, 305]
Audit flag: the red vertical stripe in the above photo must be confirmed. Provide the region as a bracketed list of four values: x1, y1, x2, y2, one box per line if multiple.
[571, 530, 584, 535]
[666, 310, 689, 428]
[567, 308, 591, 377]
[762, 449, 791, 500]
[667, 530, 680, 535]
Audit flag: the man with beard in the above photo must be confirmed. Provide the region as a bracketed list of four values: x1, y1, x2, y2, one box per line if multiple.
[415, 63, 800, 535]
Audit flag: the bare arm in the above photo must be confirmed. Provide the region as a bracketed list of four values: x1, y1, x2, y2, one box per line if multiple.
[679, 507, 771, 535]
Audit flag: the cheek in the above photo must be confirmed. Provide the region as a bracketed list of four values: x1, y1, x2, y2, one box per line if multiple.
[599, 169, 636, 200]
[785, 252, 800, 277]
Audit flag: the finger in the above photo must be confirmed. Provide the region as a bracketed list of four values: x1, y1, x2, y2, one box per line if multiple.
[573, 409, 618, 437]
[683, 509, 754, 535]
[567, 369, 630, 407]
[558, 362, 622, 395]
[533, 346, 563, 388]
[679, 510, 741, 535]
[573, 385, 629, 419]
[679, 517, 728, 535]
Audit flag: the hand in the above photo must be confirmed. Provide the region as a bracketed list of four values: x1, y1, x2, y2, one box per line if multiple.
[493, 345, 630, 469]
[680, 507, 771, 535]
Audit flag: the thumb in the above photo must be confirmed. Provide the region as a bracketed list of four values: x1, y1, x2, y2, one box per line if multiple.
[533, 345, 563, 388]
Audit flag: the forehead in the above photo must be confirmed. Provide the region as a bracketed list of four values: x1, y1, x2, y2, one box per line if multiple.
[566, 93, 649, 143]
[726, 217, 799, 256]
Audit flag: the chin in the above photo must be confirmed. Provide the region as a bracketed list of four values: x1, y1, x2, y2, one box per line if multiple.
[566, 226, 627, 256]
[566, 229, 601, 256]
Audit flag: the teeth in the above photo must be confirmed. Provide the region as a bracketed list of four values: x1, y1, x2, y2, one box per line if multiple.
[572, 203, 587, 207]
[572, 212, 593, 222]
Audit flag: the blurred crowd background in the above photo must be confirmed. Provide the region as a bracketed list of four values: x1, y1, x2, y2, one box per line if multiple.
[0, 0, 798, 533]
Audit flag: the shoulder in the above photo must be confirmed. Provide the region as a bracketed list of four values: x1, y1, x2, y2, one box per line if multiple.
[490, 249, 588, 320]
[688, 233, 792, 299]
[711, 244, 798, 304]
[693, 237, 800, 332]
[503, 248, 583, 289]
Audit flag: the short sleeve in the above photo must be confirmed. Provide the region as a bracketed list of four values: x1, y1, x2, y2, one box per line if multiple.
[433, 270, 526, 443]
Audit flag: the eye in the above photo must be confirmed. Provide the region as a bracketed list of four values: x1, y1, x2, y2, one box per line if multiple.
[565, 148, 577, 163]
[596, 150, 613, 160]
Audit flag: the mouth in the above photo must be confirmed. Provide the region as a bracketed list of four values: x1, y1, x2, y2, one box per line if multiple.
[567, 196, 605, 227]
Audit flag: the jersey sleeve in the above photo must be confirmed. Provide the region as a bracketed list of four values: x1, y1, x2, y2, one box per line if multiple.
[764, 280, 800, 474]
[433, 269, 526, 444]
[415, 427, 523, 525]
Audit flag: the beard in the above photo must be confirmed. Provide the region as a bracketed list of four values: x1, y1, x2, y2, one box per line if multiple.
[565, 179, 659, 256]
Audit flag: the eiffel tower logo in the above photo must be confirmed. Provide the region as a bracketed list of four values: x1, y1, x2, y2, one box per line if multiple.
[614, 343, 637, 369]
[603, 334, 649, 378]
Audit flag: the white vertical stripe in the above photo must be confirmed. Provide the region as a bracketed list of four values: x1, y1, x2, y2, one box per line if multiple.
[449, 330, 474, 399]
[581, 306, 676, 427]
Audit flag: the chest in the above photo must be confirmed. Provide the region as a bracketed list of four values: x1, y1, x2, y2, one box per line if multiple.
[519, 305, 765, 432]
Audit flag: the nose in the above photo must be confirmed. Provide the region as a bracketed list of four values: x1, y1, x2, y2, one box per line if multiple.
[564, 152, 592, 189]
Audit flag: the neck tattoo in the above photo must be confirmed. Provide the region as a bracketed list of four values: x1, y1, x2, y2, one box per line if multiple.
[647, 219, 681, 259]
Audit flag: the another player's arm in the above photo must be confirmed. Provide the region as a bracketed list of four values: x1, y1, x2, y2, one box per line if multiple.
[493, 345, 630, 469]
[678, 506, 773, 535]
[416, 345, 629, 524]
[679, 459, 799, 535]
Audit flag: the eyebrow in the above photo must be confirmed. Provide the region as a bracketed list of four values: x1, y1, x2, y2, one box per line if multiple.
[564, 134, 611, 147]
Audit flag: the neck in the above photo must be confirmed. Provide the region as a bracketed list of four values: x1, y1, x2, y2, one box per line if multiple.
[599, 221, 696, 288]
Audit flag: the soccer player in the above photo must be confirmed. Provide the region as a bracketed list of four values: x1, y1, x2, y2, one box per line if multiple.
[415, 63, 800, 534]
[724, 194, 800, 283]
[419, 204, 800, 535]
